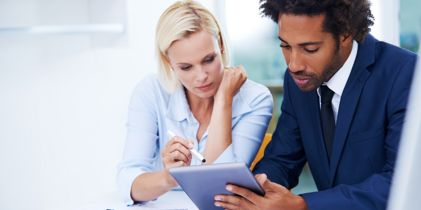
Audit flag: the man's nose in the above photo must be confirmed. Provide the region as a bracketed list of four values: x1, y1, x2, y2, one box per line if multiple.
[288, 51, 305, 73]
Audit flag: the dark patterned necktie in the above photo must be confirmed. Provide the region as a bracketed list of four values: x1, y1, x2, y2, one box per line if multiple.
[320, 85, 335, 160]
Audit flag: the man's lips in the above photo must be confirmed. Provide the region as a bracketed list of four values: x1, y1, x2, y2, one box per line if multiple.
[291, 75, 311, 86]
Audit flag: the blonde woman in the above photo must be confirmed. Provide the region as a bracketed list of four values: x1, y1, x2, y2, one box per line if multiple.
[117, 0, 273, 204]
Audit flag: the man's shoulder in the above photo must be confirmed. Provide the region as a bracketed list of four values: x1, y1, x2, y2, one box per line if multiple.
[362, 35, 417, 65]
[357, 35, 417, 78]
[376, 41, 416, 61]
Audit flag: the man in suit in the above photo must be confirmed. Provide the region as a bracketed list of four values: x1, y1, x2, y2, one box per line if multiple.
[214, 0, 417, 209]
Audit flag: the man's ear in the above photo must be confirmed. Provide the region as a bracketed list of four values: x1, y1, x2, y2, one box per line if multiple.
[341, 33, 353, 44]
[339, 33, 353, 49]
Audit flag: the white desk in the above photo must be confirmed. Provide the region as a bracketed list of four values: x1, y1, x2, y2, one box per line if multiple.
[76, 190, 199, 210]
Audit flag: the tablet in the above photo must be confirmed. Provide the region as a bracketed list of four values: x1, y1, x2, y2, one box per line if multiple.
[169, 162, 265, 210]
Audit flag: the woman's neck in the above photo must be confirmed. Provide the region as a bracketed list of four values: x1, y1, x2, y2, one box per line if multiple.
[186, 90, 214, 114]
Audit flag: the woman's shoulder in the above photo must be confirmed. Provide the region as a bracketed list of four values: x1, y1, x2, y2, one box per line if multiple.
[135, 74, 159, 88]
[133, 74, 167, 93]
[240, 79, 271, 96]
[237, 79, 273, 107]
[131, 74, 171, 100]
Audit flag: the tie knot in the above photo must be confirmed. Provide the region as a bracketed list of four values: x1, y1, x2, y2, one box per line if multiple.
[320, 85, 334, 104]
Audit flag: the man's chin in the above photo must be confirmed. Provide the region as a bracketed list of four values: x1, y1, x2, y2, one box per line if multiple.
[295, 82, 317, 92]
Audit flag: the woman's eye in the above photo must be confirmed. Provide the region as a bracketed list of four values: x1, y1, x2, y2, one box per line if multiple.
[180, 65, 192, 71]
[204, 56, 215, 63]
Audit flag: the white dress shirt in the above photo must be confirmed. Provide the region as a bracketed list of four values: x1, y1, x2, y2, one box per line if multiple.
[318, 40, 358, 122]
[117, 74, 273, 205]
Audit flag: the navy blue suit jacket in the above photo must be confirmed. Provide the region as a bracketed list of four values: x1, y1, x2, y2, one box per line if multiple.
[254, 35, 417, 210]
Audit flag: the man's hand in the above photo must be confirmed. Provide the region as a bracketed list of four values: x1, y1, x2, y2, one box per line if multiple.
[214, 173, 308, 210]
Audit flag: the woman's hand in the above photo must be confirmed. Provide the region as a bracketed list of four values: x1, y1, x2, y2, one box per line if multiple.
[161, 136, 193, 169]
[161, 136, 194, 187]
[215, 65, 247, 101]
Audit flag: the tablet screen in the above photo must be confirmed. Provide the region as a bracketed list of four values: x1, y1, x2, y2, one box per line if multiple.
[169, 162, 264, 210]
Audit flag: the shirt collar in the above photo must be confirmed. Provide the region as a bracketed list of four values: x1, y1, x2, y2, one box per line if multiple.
[166, 86, 190, 122]
[322, 40, 358, 96]
[166, 80, 253, 122]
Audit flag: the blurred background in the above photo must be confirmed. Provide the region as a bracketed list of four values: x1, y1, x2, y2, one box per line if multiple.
[0, 0, 419, 209]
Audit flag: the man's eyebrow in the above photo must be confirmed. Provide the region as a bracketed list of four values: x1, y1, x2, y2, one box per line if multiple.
[278, 36, 322, 46]
[278, 36, 287, 44]
[298, 41, 322, 47]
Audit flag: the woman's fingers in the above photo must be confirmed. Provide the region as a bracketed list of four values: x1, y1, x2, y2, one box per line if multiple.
[217, 65, 248, 99]
[162, 137, 193, 168]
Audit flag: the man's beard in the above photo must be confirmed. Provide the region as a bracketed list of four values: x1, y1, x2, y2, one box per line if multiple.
[290, 45, 344, 92]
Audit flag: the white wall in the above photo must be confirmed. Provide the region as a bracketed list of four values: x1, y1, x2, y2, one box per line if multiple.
[0, 0, 182, 209]
[371, 0, 400, 45]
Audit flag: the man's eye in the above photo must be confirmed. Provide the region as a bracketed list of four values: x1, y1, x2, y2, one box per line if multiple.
[280, 44, 290, 49]
[305, 48, 319, 53]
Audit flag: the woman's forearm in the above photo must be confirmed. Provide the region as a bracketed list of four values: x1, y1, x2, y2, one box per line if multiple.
[130, 170, 177, 202]
[204, 94, 233, 163]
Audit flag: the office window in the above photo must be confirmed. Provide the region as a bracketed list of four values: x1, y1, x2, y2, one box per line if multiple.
[400, 0, 420, 52]
[225, 0, 286, 84]
[224, 0, 286, 133]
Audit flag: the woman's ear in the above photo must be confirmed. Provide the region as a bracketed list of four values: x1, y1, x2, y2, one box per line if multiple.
[163, 55, 173, 70]
[218, 32, 225, 54]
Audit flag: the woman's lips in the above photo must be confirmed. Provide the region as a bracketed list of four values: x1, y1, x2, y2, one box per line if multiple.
[197, 83, 212, 91]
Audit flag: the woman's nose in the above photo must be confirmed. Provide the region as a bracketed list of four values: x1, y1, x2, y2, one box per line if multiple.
[195, 66, 208, 82]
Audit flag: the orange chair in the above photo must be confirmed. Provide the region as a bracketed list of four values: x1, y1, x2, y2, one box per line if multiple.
[250, 133, 272, 170]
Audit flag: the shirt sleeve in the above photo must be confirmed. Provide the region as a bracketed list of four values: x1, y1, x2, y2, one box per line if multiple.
[116, 76, 160, 205]
[214, 81, 273, 166]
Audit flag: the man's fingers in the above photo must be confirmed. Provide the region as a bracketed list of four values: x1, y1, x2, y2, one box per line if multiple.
[255, 173, 268, 187]
[225, 184, 263, 205]
[214, 194, 253, 210]
[214, 201, 240, 210]
[256, 173, 286, 191]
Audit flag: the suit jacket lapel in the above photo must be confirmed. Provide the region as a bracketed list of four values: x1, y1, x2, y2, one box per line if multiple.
[329, 35, 376, 185]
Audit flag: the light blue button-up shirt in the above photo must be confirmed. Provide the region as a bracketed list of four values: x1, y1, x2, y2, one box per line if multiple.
[117, 74, 273, 204]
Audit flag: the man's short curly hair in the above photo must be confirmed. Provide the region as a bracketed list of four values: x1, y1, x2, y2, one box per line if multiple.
[259, 0, 374, 42]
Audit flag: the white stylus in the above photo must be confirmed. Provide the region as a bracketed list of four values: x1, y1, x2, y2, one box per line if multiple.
[167, 130, 206, 163]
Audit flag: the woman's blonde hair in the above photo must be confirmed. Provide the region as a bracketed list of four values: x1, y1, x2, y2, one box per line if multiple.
[155, 0, 230, 92]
